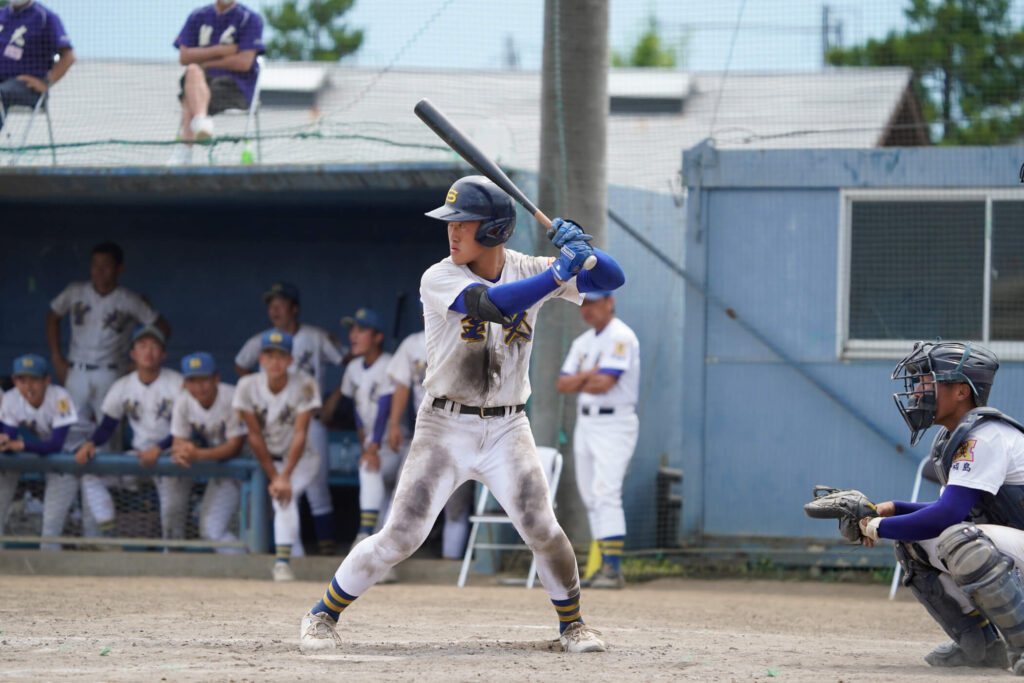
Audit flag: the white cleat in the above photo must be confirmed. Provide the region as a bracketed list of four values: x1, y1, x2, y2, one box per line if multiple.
[559, 622, 606, 653]
[189, 114, 214, 141]
[272, 561, 295, 582]
[300, 611, 342, 652]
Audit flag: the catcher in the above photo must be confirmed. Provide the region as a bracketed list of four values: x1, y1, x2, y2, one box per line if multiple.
[806, 342, 1024, 673]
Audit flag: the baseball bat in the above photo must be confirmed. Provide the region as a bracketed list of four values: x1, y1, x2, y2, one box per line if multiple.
[413, 98, 596, 270]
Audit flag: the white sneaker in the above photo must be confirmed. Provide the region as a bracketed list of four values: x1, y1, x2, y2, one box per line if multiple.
[559, 622, 606, 653]
[300, 611, 342, 652]
[272, 561, 295, 582]
[190, 114, 214, 141]
[165, 145, 192, 167]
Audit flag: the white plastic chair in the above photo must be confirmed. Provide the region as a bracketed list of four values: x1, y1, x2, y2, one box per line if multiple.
[217, 55, 264, 163]
[2, 90, 56, 167]
[458, 447, 563, 589]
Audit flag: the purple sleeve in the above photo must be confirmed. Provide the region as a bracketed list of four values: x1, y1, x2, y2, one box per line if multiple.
[2, 423, 17, 439]
[158, 434, 173, 450]
[878, 485, 980, 542]
[49, 11, 72, 50]
[597, 368, 624, 377]
[893, 500, 932, 515]
[237, 11, 265, 53]
[89, 414, 121, 447]
[575, 249, 625, 293]
[371, 394, 392, 445]
[20, 425, 70, 455]
[173, 11, 199, 48]
[354, 411, 364, 431]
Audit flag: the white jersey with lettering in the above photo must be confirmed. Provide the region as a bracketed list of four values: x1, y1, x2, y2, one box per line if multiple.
[235, 324, 343, 394]
[170, 382, 248, 447]
[232, 372, 321, 458]
[946, 420, 1024, 493]
[387, 331, 427, 411]
[420, 250, 582, 407]
[101, 369, 184, 450]
[341, 352, 394, 448]
[560, 316, 641, 411]
[0, 384, 78, 440]
[50, 282, 160, 366]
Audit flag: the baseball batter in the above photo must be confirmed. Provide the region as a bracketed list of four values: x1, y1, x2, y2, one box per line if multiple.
[233, 330, 321, 581]
[74, 325, 187, 541]
[558, 290, 640, 589]
[0, 354, 79, 549]
[171, 352, 248, 553]
[235, 282, 345, 555]
[300, 176, 624, 654]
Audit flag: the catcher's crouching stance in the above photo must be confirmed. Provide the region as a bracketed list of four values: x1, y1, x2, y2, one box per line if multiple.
[806, 342, 1024, 674]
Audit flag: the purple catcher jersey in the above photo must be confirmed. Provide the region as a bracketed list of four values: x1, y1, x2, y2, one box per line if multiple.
[173, 2, 265, 104]
[0, 2, 71, 81]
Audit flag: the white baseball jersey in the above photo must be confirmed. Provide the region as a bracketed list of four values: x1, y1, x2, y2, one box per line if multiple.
[341, 352, 394, 447]
[420, 250, 582, 407]
[388, 331, 427, 410]
[235, 324, 343, 393]
[101, 369, 184, 450]
[0, 384, 78, 440]
[233, 372, 321, 458]
[560, 317, 641, 411]
[171, 382, 248, 448]
[50, 282, 160, 366]
[946, 420, 1024, 494]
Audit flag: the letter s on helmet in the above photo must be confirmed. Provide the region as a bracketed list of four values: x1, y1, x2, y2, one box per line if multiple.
[425, 175, 517, 247]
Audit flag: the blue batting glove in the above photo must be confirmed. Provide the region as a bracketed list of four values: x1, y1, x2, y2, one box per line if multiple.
[551, 238, 595, 283]
[549, 218, 593, 248]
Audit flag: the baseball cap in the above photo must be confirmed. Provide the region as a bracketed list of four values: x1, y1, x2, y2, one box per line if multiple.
[181, 351, 217, 377]
[341, 307, 384, 332]
[131, 324, 166, 346]
[262, 282, 300, 305]
[12, 354, 48, 378]
[583, 291, 613, 301]
[260, 329, 293, 353]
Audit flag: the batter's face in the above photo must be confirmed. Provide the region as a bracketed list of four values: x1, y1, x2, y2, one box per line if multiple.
[258, 348, 292, 380]
[184, 375, 219, 406]
[348, 325, 382, 357]
[130, 336, 166, 372]
[448, 221, 484, 265]
[266, 297, 299, 329]
[90, 253, 124, 294]
[580, 296, 615, 329]
[13, 375, 49, 408]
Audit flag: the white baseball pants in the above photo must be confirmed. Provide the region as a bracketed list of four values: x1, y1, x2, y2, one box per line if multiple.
[573, 411, 639, 539]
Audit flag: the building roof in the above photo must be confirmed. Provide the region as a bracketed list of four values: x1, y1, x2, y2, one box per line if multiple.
[6, 62, 916, 193]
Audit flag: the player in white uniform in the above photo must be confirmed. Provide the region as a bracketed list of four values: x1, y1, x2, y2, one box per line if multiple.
[235, 282, 345, 555]
[171, 352, 248, 553]
[300, 176, 624, 654]
[855, 342, 1024, 672]
[74, 325, 187, 541]
[233, 330, 322, 581]
[0, 355, 79, 549]
[387, 328, 474, 560]
[323, 308, 400, 548]
[557, 290, 640, 589]
[46, 242, 171, 455]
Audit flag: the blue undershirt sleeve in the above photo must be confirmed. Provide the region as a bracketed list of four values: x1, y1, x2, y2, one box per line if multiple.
[893, 500, 932, 515]
[878, 485, 981, 541]
[576, 249, 625, 293]
[89, 414, 120, 447]
[20, 425, 70, 455]
[372, 394, 392, 446]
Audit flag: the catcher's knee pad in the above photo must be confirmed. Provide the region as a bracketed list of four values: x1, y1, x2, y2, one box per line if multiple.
[895, 540, 998, 662]
[938, 523, 1024, 651]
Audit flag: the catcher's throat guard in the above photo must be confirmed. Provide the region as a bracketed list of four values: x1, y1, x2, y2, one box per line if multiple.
[803, 485, 877, 544]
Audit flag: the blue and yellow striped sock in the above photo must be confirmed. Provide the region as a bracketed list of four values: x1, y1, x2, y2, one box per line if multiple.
[599, 535, 624, 572]
[552, 593, 583, 633]
[275, 544, 292, 564]
[312, 577, 357, 622]
[359, 510, 379, 536]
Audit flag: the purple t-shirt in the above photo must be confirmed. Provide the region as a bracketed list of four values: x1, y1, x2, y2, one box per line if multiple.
[0, 1, 72, 81]
[173, 2, 265, 104]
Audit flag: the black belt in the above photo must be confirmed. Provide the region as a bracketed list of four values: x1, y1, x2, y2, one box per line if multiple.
[582, 406, 616, 416]
[432, 397, 525, 418]
[73, 363, 119, 371]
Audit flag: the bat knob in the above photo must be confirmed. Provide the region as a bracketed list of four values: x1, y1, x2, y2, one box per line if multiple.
[583, 254, 598, 271]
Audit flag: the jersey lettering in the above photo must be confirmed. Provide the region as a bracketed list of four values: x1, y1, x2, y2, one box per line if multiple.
[103, 309, 132, 333]
[277, 405, 294, 426]
[198, 24, 213, 46]
[123, 400, 141, 422]
[9, 25, 27, 48]
[502, 312, 533, 344]
[19, 419, 39, 438]
[156, 398, 174, 421]
[72, 301, 91, 326]
[460, 316, 486, 343]
[219, 25, 237, 45]
[296, 350, 314, 375]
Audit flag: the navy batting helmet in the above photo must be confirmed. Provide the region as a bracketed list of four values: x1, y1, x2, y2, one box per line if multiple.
[891, 341, 999, 445]
[425, 176, 516, 247]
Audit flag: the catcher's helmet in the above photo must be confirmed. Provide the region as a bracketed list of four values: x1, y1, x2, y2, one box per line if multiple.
[425, 176, 516, 247]
[891, 341, 999, 446]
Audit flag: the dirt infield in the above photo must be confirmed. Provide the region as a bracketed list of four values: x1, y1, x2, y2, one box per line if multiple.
[0, 574, 1014, 681]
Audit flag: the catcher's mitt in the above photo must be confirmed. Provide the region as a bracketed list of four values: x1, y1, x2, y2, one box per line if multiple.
[803, 485, 877, 543]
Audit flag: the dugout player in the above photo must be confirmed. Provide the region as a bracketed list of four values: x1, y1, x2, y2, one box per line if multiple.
[557, 290, 640, 589]
[299, 175, 624, 654]
[169, 0, 264, 165]
[171, 352, 248, 553]
[857, 342, 1024, 672]
[235, 282, 345, 555]
[233, 330, 321, 581]
[0, 0, 75, 133]
[0, 354, 78, 549]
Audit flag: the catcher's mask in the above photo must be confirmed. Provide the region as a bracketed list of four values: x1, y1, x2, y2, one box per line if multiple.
[891, 341, 999, 446]
[425, 175, 516, 247]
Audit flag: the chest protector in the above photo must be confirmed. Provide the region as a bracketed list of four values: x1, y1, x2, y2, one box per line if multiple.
[931, 407, 1024, 529]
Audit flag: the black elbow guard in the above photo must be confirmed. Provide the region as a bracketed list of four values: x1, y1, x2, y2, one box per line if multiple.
[463, 285, 511, 325]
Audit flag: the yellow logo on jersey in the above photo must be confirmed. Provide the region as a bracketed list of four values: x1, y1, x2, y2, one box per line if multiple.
[189, 357, 202, 369]
[953, 439, 977, 463]
[57, 398, 70, 415]
[446, 189, 458, 203]
[502, 312, 533, 344]
[612, 341, 627, 358]
[460, 316, 486, 343]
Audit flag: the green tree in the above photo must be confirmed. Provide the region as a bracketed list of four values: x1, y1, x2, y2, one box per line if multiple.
[827, 0, 1024, 145]
[264, 0, 363, 62]
[613, 15, 678, 68]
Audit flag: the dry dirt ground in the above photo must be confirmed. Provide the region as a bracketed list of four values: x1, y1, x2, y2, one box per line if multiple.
[0, 575, 1015, 681]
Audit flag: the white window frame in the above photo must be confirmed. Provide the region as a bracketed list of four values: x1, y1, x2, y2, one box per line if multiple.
[837, 188, 1024, 361]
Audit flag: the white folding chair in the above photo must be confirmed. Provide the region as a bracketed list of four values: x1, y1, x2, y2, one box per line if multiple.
[458, 446, 563, 589]
[2, 90, 56, 167]
[888, 454, 937, 599]
[216, 55, 264, 163]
